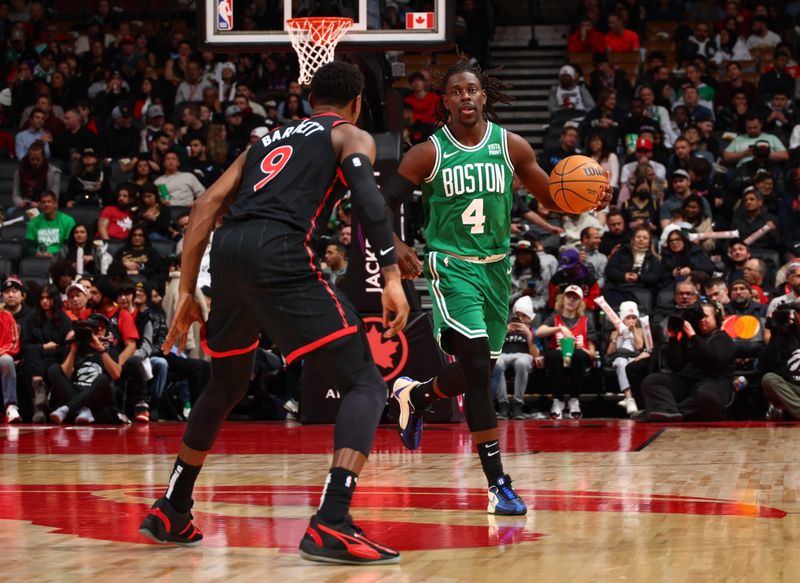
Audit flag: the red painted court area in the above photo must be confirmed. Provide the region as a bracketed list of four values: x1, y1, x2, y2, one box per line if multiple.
[0, 420, 791, 558]
[2, 419, 797, 456]
[0, 483, 782, 552]
[0, 420, 664, 455]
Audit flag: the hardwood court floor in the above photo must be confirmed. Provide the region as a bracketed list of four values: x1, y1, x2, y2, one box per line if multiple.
[1, 419, 799, 582]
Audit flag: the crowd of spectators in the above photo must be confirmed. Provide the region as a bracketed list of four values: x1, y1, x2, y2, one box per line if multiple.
[491, 0, 800, 421]
[4, 1, 800, 426]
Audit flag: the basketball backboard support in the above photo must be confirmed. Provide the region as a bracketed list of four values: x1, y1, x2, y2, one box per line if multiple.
[199, 0, 454, 51]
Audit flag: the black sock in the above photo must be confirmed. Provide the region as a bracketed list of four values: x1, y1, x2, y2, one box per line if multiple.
[476, 440, 504, 485]
[317, 467, 358, 525]
[409, 378, 437, 409]
[164, 458, 202, 514]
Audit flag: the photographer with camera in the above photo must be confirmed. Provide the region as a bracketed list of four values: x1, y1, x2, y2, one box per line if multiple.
[762, 288, 800, 419]
[640, 302, 735, 421]
[47, 313, 121, 424]
[88, 276, 150, 422]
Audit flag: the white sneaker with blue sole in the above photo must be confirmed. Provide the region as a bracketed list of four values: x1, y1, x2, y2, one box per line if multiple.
[392, 376, 426, 450]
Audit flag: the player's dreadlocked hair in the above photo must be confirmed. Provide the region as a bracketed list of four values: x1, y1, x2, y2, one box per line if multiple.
[435, 59, 514, 125]
[310, 60, 365, 107]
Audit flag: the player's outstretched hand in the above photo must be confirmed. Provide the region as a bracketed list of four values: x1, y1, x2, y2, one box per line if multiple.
[382, 270, 410, 338]
[595, 170, 614, 211]
[163, 291, 205, 355]
[395, 238, 422, 279]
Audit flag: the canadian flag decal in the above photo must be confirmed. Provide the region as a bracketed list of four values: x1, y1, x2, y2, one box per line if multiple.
[405, 12, 435, 30]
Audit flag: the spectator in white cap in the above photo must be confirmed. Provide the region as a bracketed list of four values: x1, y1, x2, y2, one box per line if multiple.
[536, 285, 598, 420]
[549, 64, 595, 113]
[65, 281, 91, 321]
[606, 300, 648, 416]
[492, 296, 540, 421]
[215, 61, 238, 102]
[249, 126, 269, 145]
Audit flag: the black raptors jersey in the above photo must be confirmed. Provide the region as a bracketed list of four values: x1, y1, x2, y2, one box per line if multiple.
[226, 113, 349, 243]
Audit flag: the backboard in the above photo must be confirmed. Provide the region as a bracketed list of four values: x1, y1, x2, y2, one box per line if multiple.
[199, 0, 454, 51]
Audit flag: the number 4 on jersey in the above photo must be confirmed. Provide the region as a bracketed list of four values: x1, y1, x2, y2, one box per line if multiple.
[253, 145, 293, 192]
[461, 198, 486, 234]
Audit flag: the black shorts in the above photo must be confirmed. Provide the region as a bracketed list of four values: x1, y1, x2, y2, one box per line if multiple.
[203, 220, 362, 363]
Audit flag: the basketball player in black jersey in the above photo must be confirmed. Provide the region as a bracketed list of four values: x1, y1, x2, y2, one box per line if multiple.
[138, 61, 408, 565]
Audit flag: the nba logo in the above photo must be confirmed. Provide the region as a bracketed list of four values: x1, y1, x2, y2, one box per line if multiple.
[218, 0, 233, 31]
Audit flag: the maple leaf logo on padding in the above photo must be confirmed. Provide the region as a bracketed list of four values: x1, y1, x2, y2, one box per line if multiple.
[366, 324, 399, 370]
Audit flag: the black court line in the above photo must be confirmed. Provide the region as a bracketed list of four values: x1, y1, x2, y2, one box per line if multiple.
[634, 429, 665, 452]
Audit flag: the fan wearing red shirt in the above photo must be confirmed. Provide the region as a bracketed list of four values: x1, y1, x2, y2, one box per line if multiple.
[0, 304, 21, 423]
[605, 13, 640, 53]
[403, 71, 440, 126]
[98, 183, 136, 241]
[567, 18, 607, 53]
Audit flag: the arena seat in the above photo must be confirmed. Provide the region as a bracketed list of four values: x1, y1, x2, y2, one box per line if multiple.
[0, 240, 24, 262]
[63, 207, 101, 230]
[0, 223, 26, 241]
[0, 257, 13, 278]
[19, 256, 55, 278]
[151, 239, 176, 258]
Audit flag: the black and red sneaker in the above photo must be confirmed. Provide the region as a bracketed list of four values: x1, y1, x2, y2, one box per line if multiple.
[299, 514, 400, 565]
[138, 497, 203, 547]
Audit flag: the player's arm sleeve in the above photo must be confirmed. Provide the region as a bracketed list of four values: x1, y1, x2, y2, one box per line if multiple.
[382, 173, 418, 212]
[340, 153, 397, 267]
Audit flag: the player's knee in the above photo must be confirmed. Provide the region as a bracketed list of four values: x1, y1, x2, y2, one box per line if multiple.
[340, 364, 387, 410]
[451, 334, 491, 375]
[208, 351, 255, 405]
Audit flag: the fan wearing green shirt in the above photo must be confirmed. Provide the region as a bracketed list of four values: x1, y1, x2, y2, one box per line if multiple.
[24, 191, 75, 256]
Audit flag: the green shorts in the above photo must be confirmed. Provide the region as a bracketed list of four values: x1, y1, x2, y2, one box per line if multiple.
[424, 251, 512, 359]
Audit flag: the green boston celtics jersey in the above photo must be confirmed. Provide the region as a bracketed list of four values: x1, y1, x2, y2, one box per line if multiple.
[421, 121, 515, 257]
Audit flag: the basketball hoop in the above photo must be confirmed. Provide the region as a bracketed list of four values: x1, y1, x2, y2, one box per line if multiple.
[286, 17, 354, 86]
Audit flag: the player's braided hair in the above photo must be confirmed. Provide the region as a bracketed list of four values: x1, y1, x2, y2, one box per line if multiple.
[435, 59, 514, 125]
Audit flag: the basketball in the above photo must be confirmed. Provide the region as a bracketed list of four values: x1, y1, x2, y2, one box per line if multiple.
[548, 155, 608, 214]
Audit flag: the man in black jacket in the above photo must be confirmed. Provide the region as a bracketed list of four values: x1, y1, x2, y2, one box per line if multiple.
[640, 302, 735, 421]
[599, 207, 629, 256]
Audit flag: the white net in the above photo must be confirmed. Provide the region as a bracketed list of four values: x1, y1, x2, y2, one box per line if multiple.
[286, 17, 354, 86]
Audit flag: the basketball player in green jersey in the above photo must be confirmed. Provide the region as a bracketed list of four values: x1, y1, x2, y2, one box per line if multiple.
[383, 61, 611, 514]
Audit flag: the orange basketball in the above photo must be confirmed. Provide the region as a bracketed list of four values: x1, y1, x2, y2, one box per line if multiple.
[548, 155, 608, 214]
